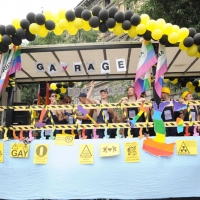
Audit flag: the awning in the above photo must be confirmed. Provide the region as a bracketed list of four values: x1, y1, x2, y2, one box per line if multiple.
[16, 41, 200, 83]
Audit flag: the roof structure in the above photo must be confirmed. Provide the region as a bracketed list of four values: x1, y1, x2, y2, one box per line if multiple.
[16, 41, 200, 83]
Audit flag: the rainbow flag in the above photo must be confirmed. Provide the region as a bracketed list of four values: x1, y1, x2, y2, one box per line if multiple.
[154, 44, 168, 97]
[8, 47, 21, 75]
[0, 48, 15, 93]
[134, 40, 157, 98]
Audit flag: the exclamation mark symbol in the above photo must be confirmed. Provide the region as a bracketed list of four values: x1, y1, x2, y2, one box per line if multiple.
[39, 146, 44, 156]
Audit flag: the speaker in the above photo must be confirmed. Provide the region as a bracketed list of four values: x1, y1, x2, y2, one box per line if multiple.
[13, 102, 30, 125]
[40, 81, 46, 97]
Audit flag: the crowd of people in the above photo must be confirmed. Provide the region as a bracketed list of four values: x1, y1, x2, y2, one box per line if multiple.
[38, 81, 199, 139]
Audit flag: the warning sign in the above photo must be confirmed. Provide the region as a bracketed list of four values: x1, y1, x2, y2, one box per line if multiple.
[55, 134, 75, 146]
[100, 143, 120, 157]
[176, 140, 198, 155]
[10, 143, 29, 158]
[124, 142, 140, 162]
[79, 144, 93, 164]
[0, 143, 4, 163]
[33, 144, 49, 164]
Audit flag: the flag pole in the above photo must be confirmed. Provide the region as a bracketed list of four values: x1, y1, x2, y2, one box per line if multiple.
[152, 43, 161, 106]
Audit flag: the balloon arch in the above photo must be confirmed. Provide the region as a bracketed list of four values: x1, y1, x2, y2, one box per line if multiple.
[0, 5, 200, 56]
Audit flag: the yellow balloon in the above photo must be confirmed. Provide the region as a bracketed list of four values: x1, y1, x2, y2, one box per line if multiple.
[146, 20, 157, 31]
[199, 80, 200, 86]
[38, 25, 48, 37]
[0, 35, 2, 42]
[53, 24, 63, 35]
[171, 78, 178, 84]
[124, 30, 128, 33]
[83, 20, 91, 31]
[108, 28, 113, 32]
[172, 25, 180, 33]
[58, 9, 67, 19]
[113, 23, 123, 36]
[198, 92, 200, 97]
[58, 19, 68, 30]
[140, 14, 150, 25]
[164, 78, 169, 83]
[56, 94, 60, 101]
[50, 83, 57, 90]
[151, 29, 162, 40]
[189, 86, 195, 93]
[12, 18, 21, 29]
[128, 26, 137, 38]
[29, 23, 40, 34]
[73, 18, 83, 29]
[168, 32, 179, 44]
[60, 87, 67, 94]
[136, 24, 146, 35]
[52, 14, 60, 23]
[44, 11, 53, 20]
[186, 82, 193, 88]
[187, 44, 198, 57]
[68, 22, 78, 35]
[179, 41, 188, 51]
[162, 23, 173, 35]
[156, 18, 166, 30]
[178, 27, 189, 42]
[93, 27, 99, 31]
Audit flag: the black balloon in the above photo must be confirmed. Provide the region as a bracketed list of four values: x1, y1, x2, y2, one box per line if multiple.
[99, 22, 108, 33]
[181, 82, 187, 87]
[143, 30, 152, 41]
[26, 30, 36, 41]
[193, 33, 200, 45]
[26, 12, 36, 23]
[56, 83, 62, 88]
[189, 78, 195, 82]
[125, 10, 134, 20]
[20, 19, 30, 30]
[45, 20, 55, 31]
[169, 78, 175, 81]
[114, 11, 125, 23]
[89, 16, 100, 28]
[2, 35, 12, 46]
[0, 25, 6, 35]
[108, 7, 118, 18]
[183, 37, 194, 48]
[159, 34, 168, 45]
[35, 13, 46, 25]
[69, 82, 74, 87]
[130, 14, 141, 26]
[56, 88, 61, 94]
[92, 5, 102, 16]
[188, 28, 196, 37]
[62, 83, 68, 88]
[12, 35, 22, 46]
[75, 6, 84, 18]
[5, 25, 16, 35]
[99, 9, 109, 22]
[16, 28, 26, 39]
[193, 79, 199, 86]
[0, 43, 9, 53]
[122, 20, 131, 30]
[105, 18, 116, 29]
[195, 86, 200, 93]
[65, 10, 75, 22]
[81, 10, 91, 21]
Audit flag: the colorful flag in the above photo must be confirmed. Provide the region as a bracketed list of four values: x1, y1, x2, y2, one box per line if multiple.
[0, 48, 15, 93]
[8, 47, 21, 75]
[134, 40, 157, 98]
[143, 69, 151, 92]
[154, 44, 168, 97]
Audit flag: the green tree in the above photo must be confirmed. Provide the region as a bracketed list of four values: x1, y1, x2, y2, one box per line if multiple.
[120, 0, 200, 31]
